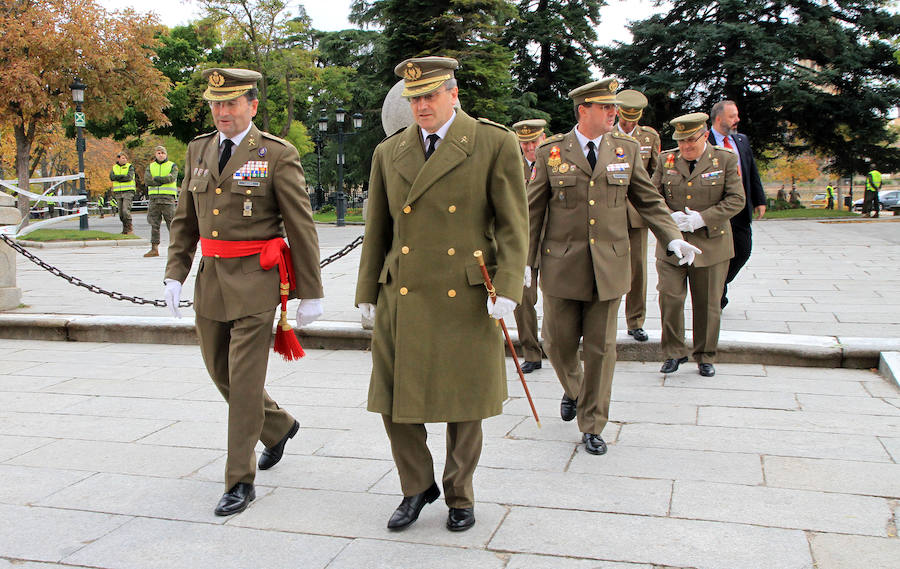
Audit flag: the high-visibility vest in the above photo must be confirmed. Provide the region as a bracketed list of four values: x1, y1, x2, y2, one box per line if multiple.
[148, 161, 178, 196]
[111, 163, 135, 192]
[826, 185, 834, 198]
[866, 170, 882, 192]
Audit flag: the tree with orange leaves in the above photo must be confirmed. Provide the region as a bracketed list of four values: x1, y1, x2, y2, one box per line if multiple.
[0, 0, 171, 220]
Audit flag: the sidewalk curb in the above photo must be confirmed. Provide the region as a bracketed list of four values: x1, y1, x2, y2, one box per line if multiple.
[17, 238, 149, 248]
[2, 314, 898, 369]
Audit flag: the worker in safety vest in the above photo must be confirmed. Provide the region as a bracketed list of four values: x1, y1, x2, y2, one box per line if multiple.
[143, 146, 179, 257]
[109, 152, 136, 234]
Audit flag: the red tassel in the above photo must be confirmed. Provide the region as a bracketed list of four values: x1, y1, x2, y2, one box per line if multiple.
[273, 310, 305, 361]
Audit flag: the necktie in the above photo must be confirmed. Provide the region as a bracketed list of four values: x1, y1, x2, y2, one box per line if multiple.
[722, 135, 742, 175]
[688, 160, 696, 174]
[586, 141, 597, 171]
[424, 134, 439, 160]
[219, 139, 234, 174]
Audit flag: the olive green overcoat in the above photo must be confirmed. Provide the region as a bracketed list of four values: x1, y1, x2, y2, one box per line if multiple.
[355, 110, 528, 423]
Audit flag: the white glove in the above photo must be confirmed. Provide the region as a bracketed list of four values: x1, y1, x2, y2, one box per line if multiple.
[524, 266, 532, 288]
[296, 298, 324, 327]
[359, 302, 375, 321]
[163, 278, 182, 319]
[682, 207, 706, 232]
[670, 210, 688, 229]
[667, 239, 702, 266]
[486, 295, 517, 320]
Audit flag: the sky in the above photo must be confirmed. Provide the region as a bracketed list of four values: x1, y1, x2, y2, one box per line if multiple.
[97, 0, 662, 46]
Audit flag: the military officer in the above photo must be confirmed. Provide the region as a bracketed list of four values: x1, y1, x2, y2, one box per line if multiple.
[512, 118, 548, 372]
[143, 145, 179, 258]
[616, 89, 661, 343]
[356, 56, 527, 532]
[109, 152, 135, 234]
[163, 68, 324, 516]
[652, 113, 745, 377]
[527, 78, 699, 455]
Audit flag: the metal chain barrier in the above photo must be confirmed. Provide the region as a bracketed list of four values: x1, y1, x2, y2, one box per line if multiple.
[0, 233, 364, 308]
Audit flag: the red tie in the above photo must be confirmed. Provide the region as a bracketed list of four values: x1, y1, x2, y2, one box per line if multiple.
[722, 136, 740, 176]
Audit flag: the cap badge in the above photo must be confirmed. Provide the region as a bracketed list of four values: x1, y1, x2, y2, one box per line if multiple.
[208, 71, 225, 88]
[403, 63, 422, 81]
[675, 123, 686, 132]
[520, 126, 533, 135]
[609, 79, 619, 91]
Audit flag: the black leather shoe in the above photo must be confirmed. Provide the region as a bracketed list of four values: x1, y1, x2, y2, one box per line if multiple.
[521, 360, 542, 373]
[698, 363, 716, 377]
[446, 507, 475, 532]
[660, 356, 689, 374]
[627, 328, 649, 342]
[582, 433, 608, 455]
[387, 482, 440, 530]
[259, 420, 299, 470]
[560, 395, 577, 422]
[214, 483, 255, 516]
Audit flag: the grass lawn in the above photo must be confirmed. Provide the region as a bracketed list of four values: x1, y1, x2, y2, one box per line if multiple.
[763, 208, 860, 219]
[313, 210, 364, 223]
[17, 229, 139, 242]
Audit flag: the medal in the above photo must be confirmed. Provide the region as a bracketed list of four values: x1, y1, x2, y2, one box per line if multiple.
[548, 146, 561, 168]
[712, 157, 719, 168]
[243, 199, 252, 217]
[560, 163, 570, 173]
[615, 147, 625, 159]
[665, 154, 675, 169]
[258, 147, 267, 157]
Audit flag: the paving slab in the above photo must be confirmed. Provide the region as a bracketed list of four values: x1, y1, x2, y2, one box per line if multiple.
[809, 533, 900, 569]
[0, 464, 92, 506]
[763, 455, 900, 497]
[324, 539, 507, 569]
[489, 506, 813, 569]
[505, 555, 652, 569]
[698, 406, 900, 436]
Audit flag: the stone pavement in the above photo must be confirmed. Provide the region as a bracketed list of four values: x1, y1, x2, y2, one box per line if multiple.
[1, 216, 900, 567]
[1, 339, 899, 568]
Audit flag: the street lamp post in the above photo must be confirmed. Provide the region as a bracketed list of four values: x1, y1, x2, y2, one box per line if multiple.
[314, 109, 328, 210]
[70, 77, 89, 230]
[317, 106, 362, 226]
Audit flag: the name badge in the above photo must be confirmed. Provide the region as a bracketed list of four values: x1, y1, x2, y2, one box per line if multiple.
[238, 180, 261, 187]
[613, 173, 629, 179]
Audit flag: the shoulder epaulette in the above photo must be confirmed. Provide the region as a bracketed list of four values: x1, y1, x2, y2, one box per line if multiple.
[260, 131, 290, 146]
[712, 144, 737, 155]
[660, 148, 678, 155]
[379, 127, 406, 144]
[191, 130, 217, 141]
[638, 124, 660, 136]
[611, 131, 639, 145]
[476, 117, 510, 131]
[538, 133, 564, 147]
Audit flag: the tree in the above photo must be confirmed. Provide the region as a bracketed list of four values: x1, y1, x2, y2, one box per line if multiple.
[0, 0, 170, 219]
[504, 0, 605, 133]
[763, 153, 820, 189]
[350, 0, 518, 123]
[601, 0, 900, 178]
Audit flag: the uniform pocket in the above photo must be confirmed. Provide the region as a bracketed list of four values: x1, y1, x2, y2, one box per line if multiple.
[549, 176, 577, 208]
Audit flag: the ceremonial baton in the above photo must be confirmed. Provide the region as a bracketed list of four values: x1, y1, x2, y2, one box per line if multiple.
[473, 251, 541, 427]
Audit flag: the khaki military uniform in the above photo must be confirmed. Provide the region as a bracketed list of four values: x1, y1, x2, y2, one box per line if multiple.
[145, 160, 179, 246]
[623, 124, 661, 330]
[651, 145, 744, 363]
[528, 129, 681, 435]
[356, 110, 527, 507]
[514, 156, 542, 362]
[166, 124, 323, 490]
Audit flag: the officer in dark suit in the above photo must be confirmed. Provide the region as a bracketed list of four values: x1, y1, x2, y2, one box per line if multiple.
[708, 100, 766, 309]
[164, 68, 324, 516]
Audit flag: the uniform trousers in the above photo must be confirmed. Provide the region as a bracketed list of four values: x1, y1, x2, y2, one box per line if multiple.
[114, 190, 134, 232]
[723, 221, 751, 301]
[513, 266, 542, 361]
[542, 290, 620, 436]
[863, 191, 880, 215]
[381, 416, 482, 509]
[195, 309, 296, 489]
[657, 259, 728, 364]
[146, 196, 176, 245]
[625, 226, 648, 330]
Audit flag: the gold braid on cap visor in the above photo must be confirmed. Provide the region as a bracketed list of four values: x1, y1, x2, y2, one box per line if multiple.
[401, 74, 453, 97]
[517, 130, 544, 142]
[674, 123, 705, 137]
[584, 94, 618, 104]
[618, 108, 643, 121]
[203, 84, 255, 101]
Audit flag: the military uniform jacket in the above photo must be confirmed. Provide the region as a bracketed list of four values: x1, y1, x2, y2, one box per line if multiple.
[650, 145, 745, 268]
[528, 128, 681, 302]
[166, 124, 323, 321]
[355, 110, 528, 423]
[624, 124, 661, 229]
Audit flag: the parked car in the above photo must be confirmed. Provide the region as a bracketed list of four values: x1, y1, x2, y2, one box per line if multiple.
[852, 189, 900, 213]
[131, 199, 149, 212]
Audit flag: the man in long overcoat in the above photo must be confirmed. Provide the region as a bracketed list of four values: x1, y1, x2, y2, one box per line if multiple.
[356, 56, 527, 532]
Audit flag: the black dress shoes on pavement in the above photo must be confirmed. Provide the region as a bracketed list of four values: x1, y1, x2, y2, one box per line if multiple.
[698, 363, 716, 377]
[446, 507, 476, 532]
[521, 360, 542, 373]
[582, 433, 607, 455]
[560, 395, 577, 422]
[214, 482, 255, 516]
[259, 420, 300, 470]
[627, 328, 649, 342]
[387, 482, 441, 530]
[660, 356, 689, 374]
